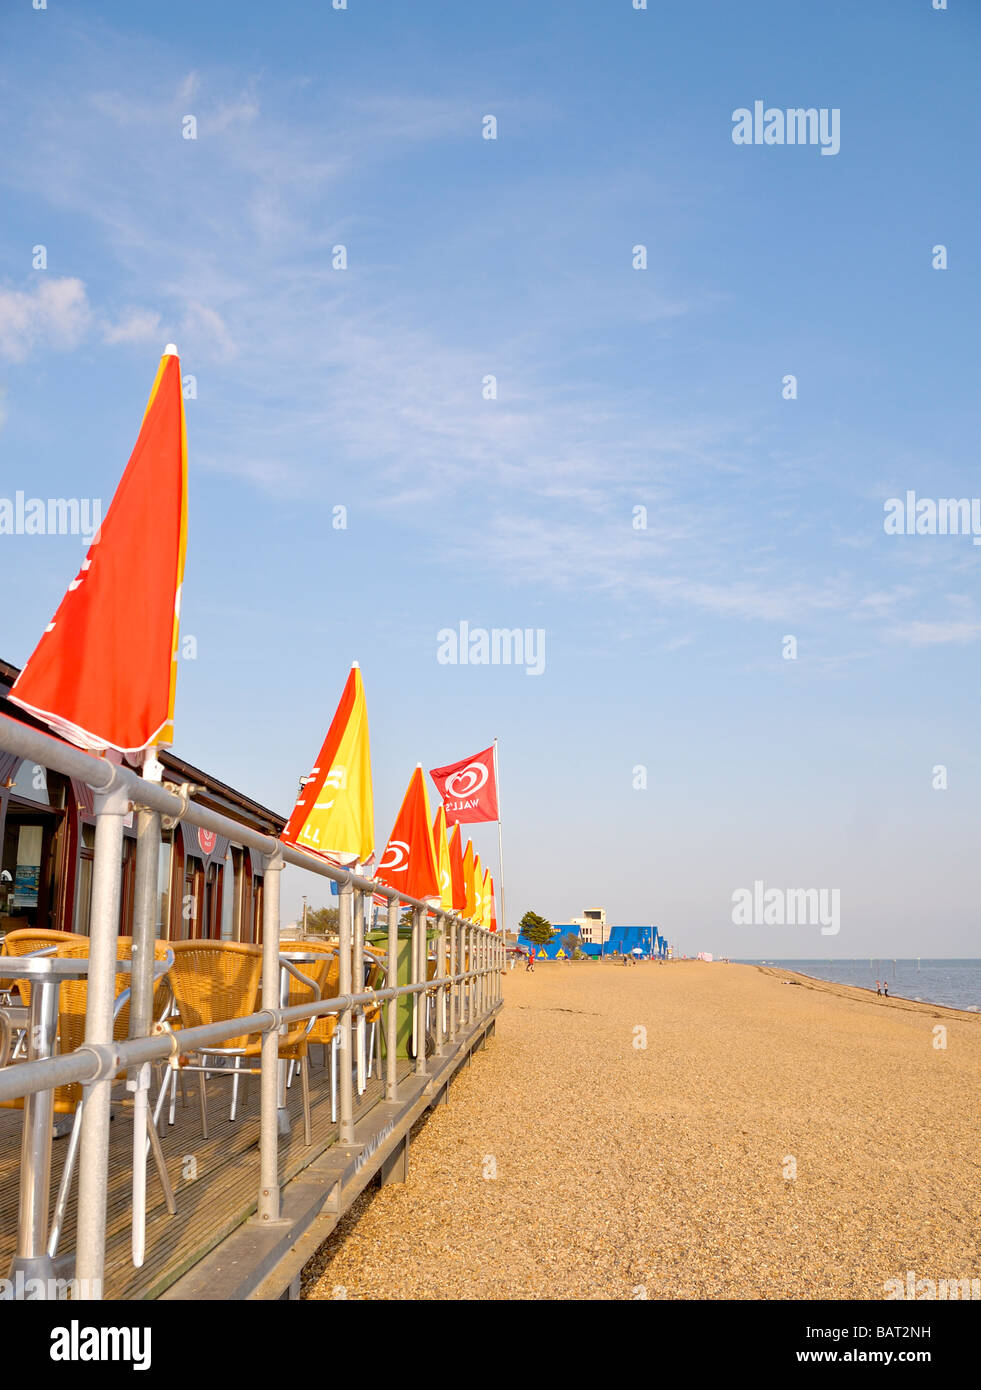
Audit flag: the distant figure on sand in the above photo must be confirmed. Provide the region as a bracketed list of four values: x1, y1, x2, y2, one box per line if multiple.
[526, 949, 535, 973]
[883, 982, 888, 997]
[876, 980, 881, 996]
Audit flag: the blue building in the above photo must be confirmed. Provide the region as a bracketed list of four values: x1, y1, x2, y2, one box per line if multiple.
[517, 921, 669, 959]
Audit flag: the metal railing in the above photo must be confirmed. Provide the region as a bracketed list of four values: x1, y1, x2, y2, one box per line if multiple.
[0, 712, 504, 1297]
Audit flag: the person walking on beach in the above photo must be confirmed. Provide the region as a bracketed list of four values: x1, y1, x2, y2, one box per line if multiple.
[876, 980, 881, 996]
[526, 948, 535, 973]
[883, 982, 888, 997]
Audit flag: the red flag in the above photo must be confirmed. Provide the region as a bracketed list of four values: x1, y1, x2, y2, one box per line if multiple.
[376, 765, 440, 902]
[447, 822, 466, 911]
[10, 348, 188, 754]
[429, 745, 498, 824]
[488, 872, 498, 933]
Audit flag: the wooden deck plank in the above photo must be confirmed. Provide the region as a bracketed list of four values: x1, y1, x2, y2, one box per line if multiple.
[0, 1050, 413, 1298]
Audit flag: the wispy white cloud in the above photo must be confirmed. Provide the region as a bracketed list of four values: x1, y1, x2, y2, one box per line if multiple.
[101, 306, 162, 345]
[0, 276, 91, 361]
[887, 619, 981, 647]
[2, 29, 975, 651]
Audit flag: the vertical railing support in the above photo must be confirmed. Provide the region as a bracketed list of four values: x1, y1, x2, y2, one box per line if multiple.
[448, 914, 458, 1044]
[75, 775, 130, 1296]
[472, 928, 480, 1017]
[385, 895, 398, 1101]
[353, 888, 365, 1094]
[435, 912, 446, 1056]
[413, 906, 427, 1076]
[338, 882, 355, 1144]
[127, 777, 162, 1268]
[256, 845, 284, 1223]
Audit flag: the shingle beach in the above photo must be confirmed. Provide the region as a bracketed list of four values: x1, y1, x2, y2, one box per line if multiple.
[303, 961, 981, 1301]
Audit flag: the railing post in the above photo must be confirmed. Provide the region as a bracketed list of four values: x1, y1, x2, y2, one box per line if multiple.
[413, 905, 427, 1076]
[128, 800, 161, 1047]
[385, 895, 398, 1101]
[338, 882, 355, 1144]
[477, 928, 486, 1017]
[466, 926, 474, 1028]
[256, 845, 284, 1224]
[353, 888, 365, 1093]
[448, 914, 458, 1044]
[128, 781, 162, 1268]
[75, 776, 130, 1296]
[435, 912, 446, 1056]
[477, 929, 484, 1020]
[472, 926, 478, 1025]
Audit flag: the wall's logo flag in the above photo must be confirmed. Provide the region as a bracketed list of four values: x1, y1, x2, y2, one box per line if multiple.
[10, 347, 188, 754]
[429, 746, 499, 824]
[447, 822, 467, 911]
[282, 662, 374, 865]
[462, 839, 477, 920]
[432, 805, 454, 911]
[376, 765, 440, 902]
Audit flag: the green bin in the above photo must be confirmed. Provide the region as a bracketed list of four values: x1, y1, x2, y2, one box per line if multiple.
[366, 926, 439, 1060]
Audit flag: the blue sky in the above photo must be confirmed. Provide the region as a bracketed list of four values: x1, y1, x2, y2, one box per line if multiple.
[2, 1, 980, 955]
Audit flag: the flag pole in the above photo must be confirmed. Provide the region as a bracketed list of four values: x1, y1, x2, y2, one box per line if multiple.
[493, 737, 508, 950]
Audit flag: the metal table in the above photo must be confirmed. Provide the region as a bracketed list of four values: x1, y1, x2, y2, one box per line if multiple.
[4, 954, 130, 1285]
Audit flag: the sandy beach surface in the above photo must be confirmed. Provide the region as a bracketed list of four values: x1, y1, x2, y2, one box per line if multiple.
[302, 961, 981, 1300]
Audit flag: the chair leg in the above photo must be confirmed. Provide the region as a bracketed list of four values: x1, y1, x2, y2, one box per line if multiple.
[146, 1113, 177, 1216]
[46, 1103, 84, 1257]
[198, 1069, 209, 1140]
[356, 1016, 366, 1096]
[154, 1066, 171, 1129]
[300, 1056, 311, 1146]
[230, 1056, 242, 1121]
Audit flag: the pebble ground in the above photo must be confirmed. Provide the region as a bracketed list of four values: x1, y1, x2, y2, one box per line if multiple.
[302, 961, 981, 1300]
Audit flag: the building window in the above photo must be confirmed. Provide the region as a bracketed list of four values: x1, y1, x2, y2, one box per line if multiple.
[75, 823, 95, 934]
[157, 833, 172, 938]
[8, 760, 50, 806]
[183, 855, 203, 940]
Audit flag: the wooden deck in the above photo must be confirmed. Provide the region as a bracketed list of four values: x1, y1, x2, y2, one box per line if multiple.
[0, 1048, 413, 1299]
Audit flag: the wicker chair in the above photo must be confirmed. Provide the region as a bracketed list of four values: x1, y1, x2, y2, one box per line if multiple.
[281, 942, 339, 1120]
[363, 952, 386, 1081]
[0, 929, 85, 1009]
[0, 935, 176, 1259]
[165, 940, 319, 1143]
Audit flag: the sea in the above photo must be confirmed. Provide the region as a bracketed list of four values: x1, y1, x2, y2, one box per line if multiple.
[736, 959, 981, 1013]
